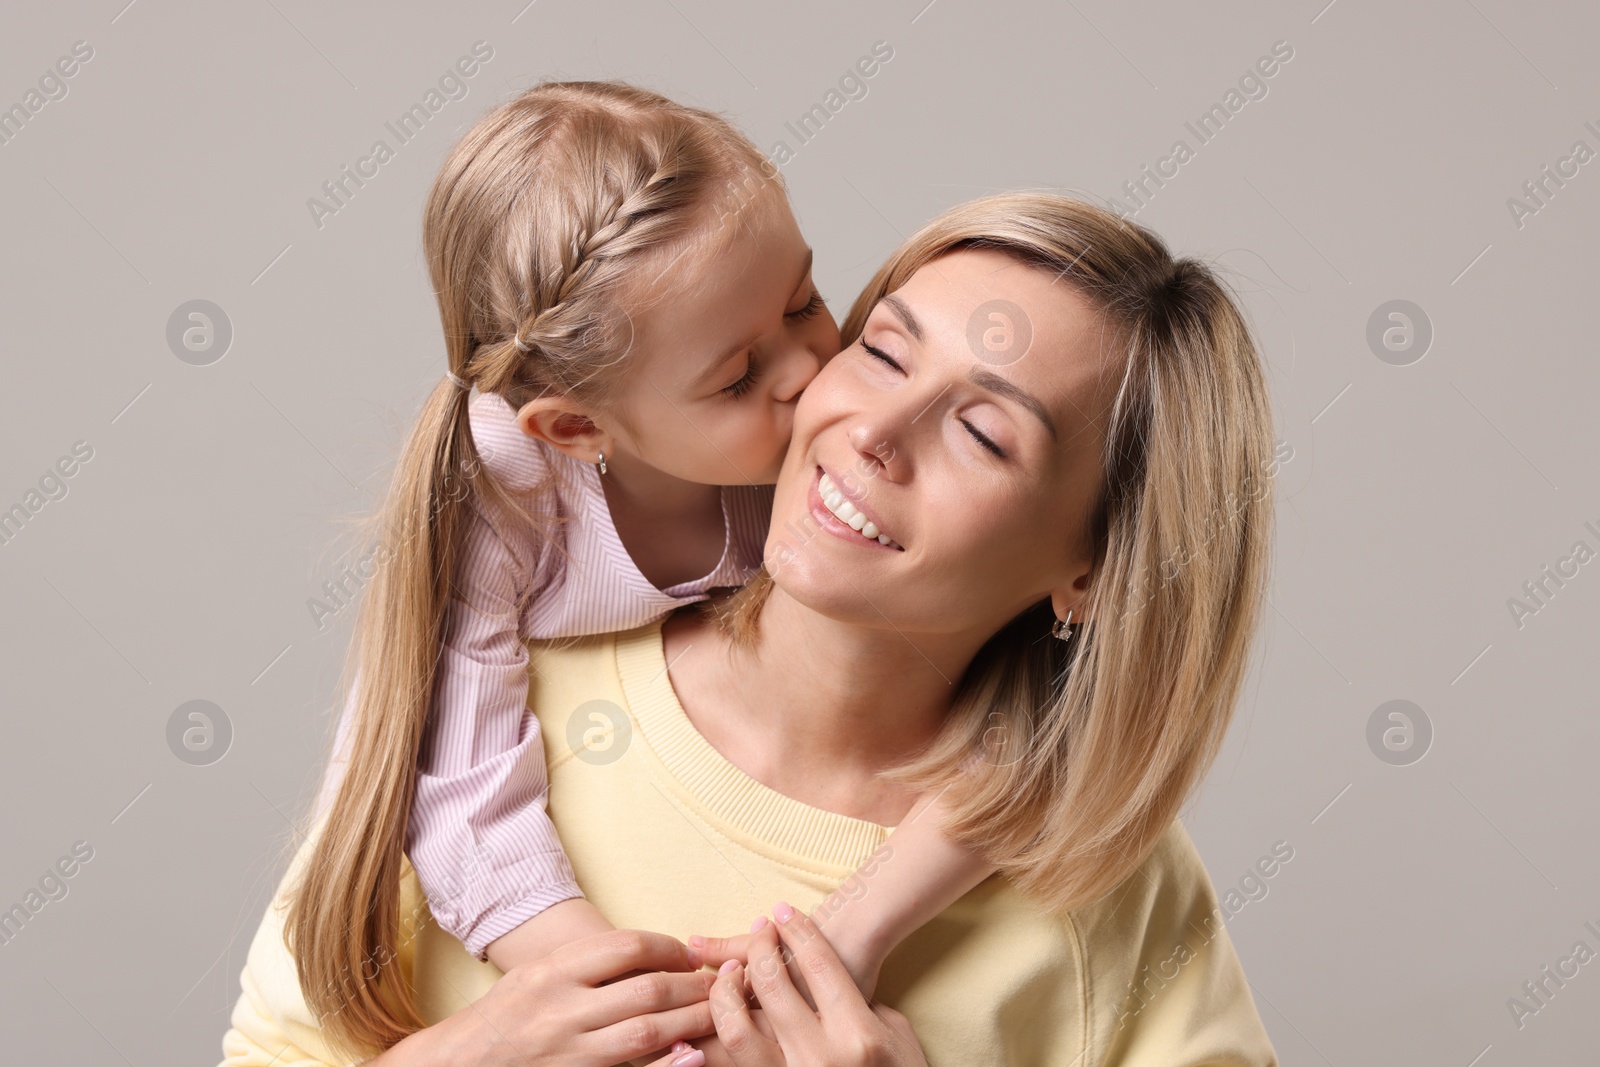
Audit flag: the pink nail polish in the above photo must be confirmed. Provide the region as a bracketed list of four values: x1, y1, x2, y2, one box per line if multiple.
[750, 915, 768, 933]
[718, 959, 739, 975]
[774, 901, 795, 923]
[672, 1048, 706, 1067]
[671, 1040, 691, 1054]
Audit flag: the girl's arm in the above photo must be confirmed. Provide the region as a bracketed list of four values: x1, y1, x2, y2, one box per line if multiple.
[690, 789, 996, 999]
[407, 496, 603, 968]
[813, 790, 996, 996]
[482, 896, 615, 970]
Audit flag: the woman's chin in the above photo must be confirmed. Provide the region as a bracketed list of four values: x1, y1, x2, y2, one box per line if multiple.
[764, 546, 904, 627]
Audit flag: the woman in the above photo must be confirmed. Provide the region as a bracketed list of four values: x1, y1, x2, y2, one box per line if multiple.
[220, 192, 1279, 1066]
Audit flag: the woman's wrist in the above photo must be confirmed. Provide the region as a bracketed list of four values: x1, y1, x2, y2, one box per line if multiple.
[368, 998, 503, 1067]
[363, 1018, 450, 1067]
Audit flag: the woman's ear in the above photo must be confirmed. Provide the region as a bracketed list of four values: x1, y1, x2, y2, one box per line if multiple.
[516, 396, 614, 466]
[1050, 568, 1094, 625]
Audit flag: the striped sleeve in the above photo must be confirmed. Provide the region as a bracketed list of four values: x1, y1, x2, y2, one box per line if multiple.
[404, 491, 583, 960]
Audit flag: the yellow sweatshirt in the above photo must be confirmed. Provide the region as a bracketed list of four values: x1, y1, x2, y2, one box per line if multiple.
[220, 622, 1278, 1066]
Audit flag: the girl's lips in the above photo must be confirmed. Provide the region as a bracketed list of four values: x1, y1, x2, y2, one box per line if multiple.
[807, 466, 902, 551]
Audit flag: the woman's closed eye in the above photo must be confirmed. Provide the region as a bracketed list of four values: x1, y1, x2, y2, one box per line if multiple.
[860, 337, 902, 371]
[959, 417, 1006, 458]
[860, 337, 1008, 458]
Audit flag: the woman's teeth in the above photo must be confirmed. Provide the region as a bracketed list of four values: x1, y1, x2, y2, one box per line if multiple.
[819, 472, 893, 545]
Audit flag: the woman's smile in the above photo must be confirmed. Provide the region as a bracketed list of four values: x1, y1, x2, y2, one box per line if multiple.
[811, 466, 902, 550]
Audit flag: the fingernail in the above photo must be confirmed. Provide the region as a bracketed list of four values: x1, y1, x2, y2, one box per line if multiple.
[688, 934, 706, 949]
[750, 915, 768, 933]
[774, 901, 795, 923]
[718, 959, 739, 975]
[672, 1049, 706, 1067]
[671, 1041, 691, 1054]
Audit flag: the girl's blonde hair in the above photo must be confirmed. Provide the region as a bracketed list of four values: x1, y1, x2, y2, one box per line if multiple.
[283, 80, 780, 1060]
[714, 192, 1277, 918]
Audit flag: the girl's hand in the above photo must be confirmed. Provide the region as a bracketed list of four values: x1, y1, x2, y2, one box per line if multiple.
[707, 904, 926, 1067]
[383, 928, 716, 1067]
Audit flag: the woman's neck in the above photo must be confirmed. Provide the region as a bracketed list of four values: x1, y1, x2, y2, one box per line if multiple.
[661, 587, 980, 825]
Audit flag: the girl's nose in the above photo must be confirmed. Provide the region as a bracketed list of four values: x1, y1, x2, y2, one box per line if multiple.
[770, 341, 822, 404]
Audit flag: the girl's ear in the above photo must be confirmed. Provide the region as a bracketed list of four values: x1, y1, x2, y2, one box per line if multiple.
[516, 396, 614, 466]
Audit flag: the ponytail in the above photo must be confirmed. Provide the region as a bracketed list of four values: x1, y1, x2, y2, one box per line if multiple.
[284, 377, 478, 1057]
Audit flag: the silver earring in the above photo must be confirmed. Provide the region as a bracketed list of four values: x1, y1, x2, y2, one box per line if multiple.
[596, 451, 607, 476]
[1051, 609, 1075, 641]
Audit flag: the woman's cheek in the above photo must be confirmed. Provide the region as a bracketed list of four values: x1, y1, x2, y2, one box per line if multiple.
[963, 498, 1031, 565]
[793, 382, 844, 441]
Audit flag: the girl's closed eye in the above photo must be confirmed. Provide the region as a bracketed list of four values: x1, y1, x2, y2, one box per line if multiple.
[721, 357, 763, 400]
[787, 288, 827, 321]
[720, 289, 824, 400]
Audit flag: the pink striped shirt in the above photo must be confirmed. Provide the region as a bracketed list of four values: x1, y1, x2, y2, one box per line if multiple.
[318, 391, 772, 960]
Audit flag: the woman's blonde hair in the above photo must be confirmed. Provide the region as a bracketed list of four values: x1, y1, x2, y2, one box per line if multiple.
[283, 80, 780, 1060]
[715, 192, 1277, 918]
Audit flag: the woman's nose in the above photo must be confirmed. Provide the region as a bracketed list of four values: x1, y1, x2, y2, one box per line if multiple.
[848, 375, 952, 482]
[848, 420, 901, 481]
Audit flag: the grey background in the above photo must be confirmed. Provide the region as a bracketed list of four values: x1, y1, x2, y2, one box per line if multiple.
[1, 1, 1595, 1063]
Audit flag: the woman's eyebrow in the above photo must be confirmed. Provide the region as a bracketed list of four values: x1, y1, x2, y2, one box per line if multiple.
[882, 293, 924, 342]
[967, 366, 1058, 440]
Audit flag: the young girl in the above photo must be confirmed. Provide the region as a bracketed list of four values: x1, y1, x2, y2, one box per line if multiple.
[286, 81, 998, 1060]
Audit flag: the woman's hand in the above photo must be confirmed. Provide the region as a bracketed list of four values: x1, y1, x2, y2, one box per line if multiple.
[377, 928, 717, 1067]
[691, 911, 883, 1005]
[706, 903, 926, 1067]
